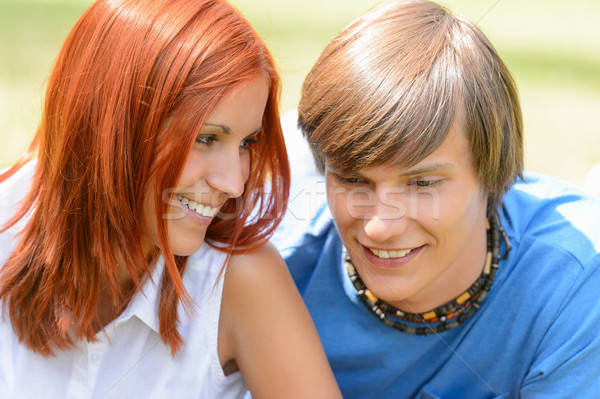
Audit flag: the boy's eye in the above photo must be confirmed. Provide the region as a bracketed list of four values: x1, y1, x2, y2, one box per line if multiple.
[332, 174, 365, 185]
[413, 179, 438, 188]
[345, 177, 364, 184]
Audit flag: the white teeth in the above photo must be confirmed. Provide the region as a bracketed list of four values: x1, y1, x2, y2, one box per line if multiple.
[201, 206, 215, 217]
[370, 248, 412, 259]
[195, 203, 217, 218]
[177, 195, 218, 218]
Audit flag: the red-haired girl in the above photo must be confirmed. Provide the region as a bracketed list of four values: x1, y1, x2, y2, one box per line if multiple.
[0, 1, 341, 398]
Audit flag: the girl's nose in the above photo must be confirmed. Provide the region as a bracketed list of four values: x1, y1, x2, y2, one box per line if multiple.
[206, 149, 248, 199]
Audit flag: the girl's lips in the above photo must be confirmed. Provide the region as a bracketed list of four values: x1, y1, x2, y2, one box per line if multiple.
[176, 194, 219, 217]
[360, 244, 424, 268]
[176, 197, 215, 226]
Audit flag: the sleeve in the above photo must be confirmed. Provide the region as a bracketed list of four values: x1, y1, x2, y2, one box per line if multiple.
[520, 253, 600, 398]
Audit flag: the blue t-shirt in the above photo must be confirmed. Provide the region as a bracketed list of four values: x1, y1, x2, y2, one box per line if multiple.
[275, 168, 600, 398]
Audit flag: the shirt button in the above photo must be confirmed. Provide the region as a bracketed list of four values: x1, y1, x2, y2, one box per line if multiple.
[90, 353, 100, 363]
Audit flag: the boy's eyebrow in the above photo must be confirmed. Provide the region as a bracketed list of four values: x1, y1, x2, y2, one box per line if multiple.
[326, 162, 455, 177]
[399, 162, 455, 176]
[324, 165, 347, 175]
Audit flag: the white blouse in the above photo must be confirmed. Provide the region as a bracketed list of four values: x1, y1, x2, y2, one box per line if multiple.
[0, 163, 246, 399]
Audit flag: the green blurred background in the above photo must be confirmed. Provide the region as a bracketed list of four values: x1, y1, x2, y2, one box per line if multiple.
[1, 0, 599, 187]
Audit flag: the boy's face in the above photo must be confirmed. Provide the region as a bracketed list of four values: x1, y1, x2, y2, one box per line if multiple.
[326, 118, 489, 313]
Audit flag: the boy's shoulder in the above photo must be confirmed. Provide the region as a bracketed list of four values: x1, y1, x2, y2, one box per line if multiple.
[503, 172, 600, 266]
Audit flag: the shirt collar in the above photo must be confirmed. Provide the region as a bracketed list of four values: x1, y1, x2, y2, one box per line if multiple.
[114, 257, 165, 334]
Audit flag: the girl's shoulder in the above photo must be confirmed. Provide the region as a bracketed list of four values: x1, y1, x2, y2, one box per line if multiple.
[227, 242, 288, 287]
[220, 241, 342, 398]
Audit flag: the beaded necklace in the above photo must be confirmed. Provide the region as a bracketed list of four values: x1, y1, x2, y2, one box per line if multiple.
[345, 212, 508, 335]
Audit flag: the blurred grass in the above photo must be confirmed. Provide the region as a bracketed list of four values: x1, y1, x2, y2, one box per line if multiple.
[1, 0, 599, 186]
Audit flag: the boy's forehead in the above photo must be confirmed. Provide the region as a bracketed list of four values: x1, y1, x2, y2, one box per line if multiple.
[325, 123, 471, 177]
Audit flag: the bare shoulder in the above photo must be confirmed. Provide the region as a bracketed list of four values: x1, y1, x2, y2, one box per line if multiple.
[221, 242, 342, 398]
[218, 242, 297, 368]
[220, 242, 297, 333]
[229, 241, 283, 266]
[218, 242, 291, 371]
[225, 242, 290, 288]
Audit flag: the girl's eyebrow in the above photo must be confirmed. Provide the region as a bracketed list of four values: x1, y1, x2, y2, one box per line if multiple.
[201, 123, 231, 134]
[201, 123, 262, 137]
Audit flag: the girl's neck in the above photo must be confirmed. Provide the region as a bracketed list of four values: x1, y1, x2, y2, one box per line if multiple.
[94, 242, 157, 332]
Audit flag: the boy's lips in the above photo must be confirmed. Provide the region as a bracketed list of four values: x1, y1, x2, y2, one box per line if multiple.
[368, 247, 413, 259]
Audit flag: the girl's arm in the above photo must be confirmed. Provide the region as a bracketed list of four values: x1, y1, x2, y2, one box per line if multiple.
[218, 242, 342, 399]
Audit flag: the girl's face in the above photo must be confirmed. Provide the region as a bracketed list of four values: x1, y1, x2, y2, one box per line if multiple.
[144, 77, 269, 256]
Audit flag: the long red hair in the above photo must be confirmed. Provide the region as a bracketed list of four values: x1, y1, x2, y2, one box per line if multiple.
[0, 0, 289, 356]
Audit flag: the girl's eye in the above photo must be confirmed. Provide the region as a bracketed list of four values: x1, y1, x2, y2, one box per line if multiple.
[196, 135, 217, 145]
[240, 137, 260, 149]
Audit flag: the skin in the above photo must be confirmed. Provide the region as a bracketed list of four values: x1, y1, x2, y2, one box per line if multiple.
[219, 244, 342, 398]
[141, 76, 341, 398]
[143, 77, 267, 257]
[326, 114, 489, 314]
[97, 78, 268, 328]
